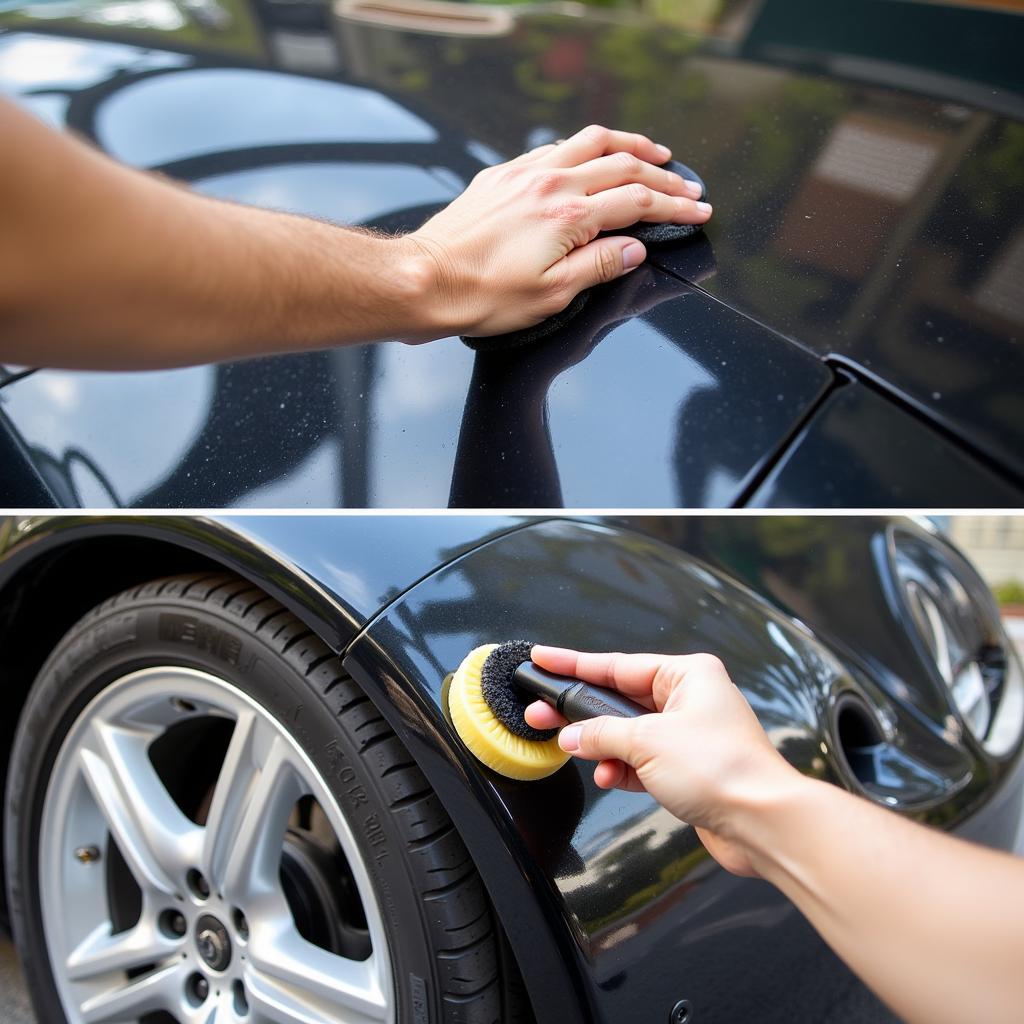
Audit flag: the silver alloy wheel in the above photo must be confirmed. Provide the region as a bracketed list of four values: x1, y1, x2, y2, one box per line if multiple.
[39, 666, 394, 1024]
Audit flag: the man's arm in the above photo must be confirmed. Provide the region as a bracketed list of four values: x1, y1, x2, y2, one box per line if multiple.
[0, 100, 710, 369]
[525, 646, 1024, 1024]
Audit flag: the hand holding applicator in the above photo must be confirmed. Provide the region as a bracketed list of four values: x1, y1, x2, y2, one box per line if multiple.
[448, 641, 650, 780]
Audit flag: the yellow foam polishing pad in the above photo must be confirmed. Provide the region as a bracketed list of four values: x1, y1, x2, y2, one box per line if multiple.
[448, 644, 570, 781]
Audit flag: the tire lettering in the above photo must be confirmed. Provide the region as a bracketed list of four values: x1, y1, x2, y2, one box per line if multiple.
[364, 812, 389, 863]
[409, 974, 428, 1024]
[158, 613, 245, 666]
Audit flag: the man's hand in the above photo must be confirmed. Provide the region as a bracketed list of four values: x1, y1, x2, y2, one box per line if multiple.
[523, 644, 796, 877]
[406, 125, 712, 338]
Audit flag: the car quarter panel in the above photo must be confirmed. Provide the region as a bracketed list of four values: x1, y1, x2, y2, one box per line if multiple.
[340, 518, 1015, 1024]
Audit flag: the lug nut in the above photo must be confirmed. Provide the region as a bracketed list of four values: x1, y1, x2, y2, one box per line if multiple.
[232, 979, 249, 1016]
[159, 909, 187, 938]
[187, 868, 210, 900]
[232, 908, 249, 942]
[74, 845, 101, 864]
[187, 972, 209, 1004]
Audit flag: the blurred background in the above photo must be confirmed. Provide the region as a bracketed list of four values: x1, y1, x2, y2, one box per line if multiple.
[948, 514, 1024, 653]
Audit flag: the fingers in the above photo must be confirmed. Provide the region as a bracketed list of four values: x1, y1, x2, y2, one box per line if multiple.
[571, 152, 701, 199]
[533, 646, 665, 706]
[523, 700, 566, 730]
[557, 714, 638, 764]
[591, 185, 712, 231]
[524, 699, 642, 793]
[594, 758, 627, 789]
[548, 236, 647, 296]
[543, 124, 671, 169]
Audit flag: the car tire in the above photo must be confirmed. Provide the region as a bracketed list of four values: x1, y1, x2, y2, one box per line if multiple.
[5, 572, 530, 1024]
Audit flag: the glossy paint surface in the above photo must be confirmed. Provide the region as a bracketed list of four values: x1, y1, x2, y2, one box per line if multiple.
[345, 518, 1023, 1024]
[0, 263, 827, 508]
[0, 514, 526, 648]
[621, 516, 995, 731]
[334, 0, 1024, 483]
[748, 380, 1024, 507]
[0, 0, 1020, 505]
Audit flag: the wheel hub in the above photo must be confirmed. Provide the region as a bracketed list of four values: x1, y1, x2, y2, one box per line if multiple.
[195, 913, 232, 972]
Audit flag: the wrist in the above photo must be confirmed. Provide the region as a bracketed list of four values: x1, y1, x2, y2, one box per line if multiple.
[399, 231, 479, 339]
[724, 765, 821, 884]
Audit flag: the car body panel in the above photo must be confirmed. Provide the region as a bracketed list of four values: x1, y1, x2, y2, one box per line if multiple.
[1, 0, 1021, 506]
[1, 513, 1022, 1022]
[746, 379, 1024, 507]
[0, 514, 526, 648]
[617, 516, 1001, 731]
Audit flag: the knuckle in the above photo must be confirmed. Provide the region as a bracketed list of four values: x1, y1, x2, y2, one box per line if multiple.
[603, 652, 626, 686]
[530, 170, 566, 197]
[544, 198, 588, 225]
[585, 717, 607, 752]
[614, 151, 641, 176]
[594, 245, 619, 284]
[629, 183, 655, 209]
[581, 123, 609, 146]
[653, 661, 680, 699]
[540, 278, 572, 316]
[692, 652, 725, 673]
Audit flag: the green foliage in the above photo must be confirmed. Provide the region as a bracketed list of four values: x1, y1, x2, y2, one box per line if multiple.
[993, 580, 1024, 606]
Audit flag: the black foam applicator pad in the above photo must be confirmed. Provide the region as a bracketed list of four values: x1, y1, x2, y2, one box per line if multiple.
[461, 158, 707, 351]
[461, 291, 590, 354]
[480, 640, 557, 741]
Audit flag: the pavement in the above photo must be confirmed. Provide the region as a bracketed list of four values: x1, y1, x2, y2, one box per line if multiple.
[3, 627, 1024, 1022]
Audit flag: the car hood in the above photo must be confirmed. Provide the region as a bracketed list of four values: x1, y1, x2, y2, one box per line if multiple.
[0, 0, 1021, 500]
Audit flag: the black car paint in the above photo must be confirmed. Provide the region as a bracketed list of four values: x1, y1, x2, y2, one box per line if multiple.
[0, 514, 526, 649]
[0, 513, 1021, 1023]
[0, 0, 1021, 507]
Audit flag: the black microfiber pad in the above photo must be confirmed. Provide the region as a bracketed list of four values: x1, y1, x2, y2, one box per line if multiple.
[460, 291, 590, 353]
[614, 159, 707, 246]
[481, 641, 558, 742]
[460, 157, 707, 350]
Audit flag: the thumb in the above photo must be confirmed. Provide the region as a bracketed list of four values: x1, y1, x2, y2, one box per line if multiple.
[557, 236, 646, 292]
[559, 715, 638, 763]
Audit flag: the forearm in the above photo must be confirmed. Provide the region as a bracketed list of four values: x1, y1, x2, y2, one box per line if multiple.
[0, 101, 437, 369]
[737, 775, 1024, 1024]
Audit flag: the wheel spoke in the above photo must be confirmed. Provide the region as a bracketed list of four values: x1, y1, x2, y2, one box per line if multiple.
[247, 925, 387, 1024]
[79, 720, 202, 895]
[66, 919, 176, 981]
[77, 960, 184, 1023]
[217, 732, 307, 905]
[200, 708, 261, 883]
